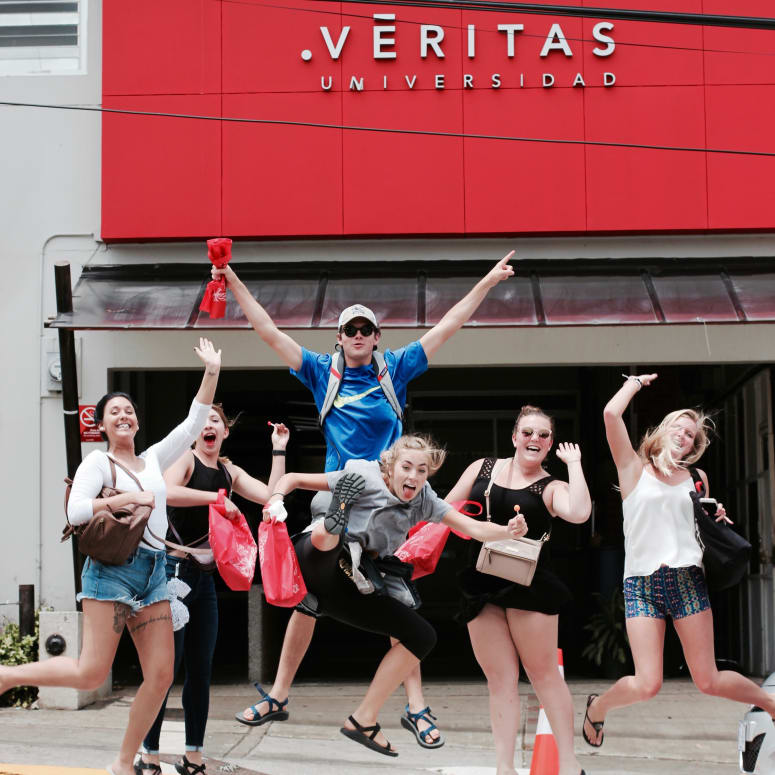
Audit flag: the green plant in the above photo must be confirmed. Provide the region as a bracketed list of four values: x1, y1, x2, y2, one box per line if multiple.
[0, 612, 39, 708]
[582, 588, 629, 668]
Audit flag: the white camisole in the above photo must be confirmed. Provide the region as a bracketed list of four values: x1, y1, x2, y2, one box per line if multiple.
[622, 468, 703, 580]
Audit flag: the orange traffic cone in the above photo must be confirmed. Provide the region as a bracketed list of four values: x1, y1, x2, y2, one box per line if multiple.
[529, 648, 564, 775]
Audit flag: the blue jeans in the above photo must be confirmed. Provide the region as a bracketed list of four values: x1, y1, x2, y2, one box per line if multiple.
[143, 556, 218, 753]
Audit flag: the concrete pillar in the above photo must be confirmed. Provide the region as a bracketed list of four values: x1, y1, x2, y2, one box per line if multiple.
[37, 610, 111, 709]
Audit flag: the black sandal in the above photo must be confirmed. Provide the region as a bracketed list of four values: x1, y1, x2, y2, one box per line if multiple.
[175, 756, 206, 775]
[133, 758, 162, 775]
[324, 473, 366, 535]
[340, 714, 398, 757]
[582, 693, 605, 748]
[400, 704, 445, 748]
[235, 682, 289, 726]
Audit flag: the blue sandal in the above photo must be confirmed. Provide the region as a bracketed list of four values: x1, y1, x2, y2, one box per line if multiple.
[400, 704, 445, 748]
[235, 683, 289, 726]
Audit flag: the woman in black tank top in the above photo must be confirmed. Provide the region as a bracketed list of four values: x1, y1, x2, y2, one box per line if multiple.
[138, 406, 289, 775]
[445, 406, 591, 775]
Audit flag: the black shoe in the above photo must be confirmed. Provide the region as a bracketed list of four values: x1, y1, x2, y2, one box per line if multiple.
[324, 473, 366, 535]
[175, 755, 206, 775]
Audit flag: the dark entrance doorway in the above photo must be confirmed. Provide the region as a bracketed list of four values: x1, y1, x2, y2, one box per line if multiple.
[108, 362, 769, 684]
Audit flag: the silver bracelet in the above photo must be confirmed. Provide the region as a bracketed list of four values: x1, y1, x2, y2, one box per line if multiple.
[621, 374, 643, 390]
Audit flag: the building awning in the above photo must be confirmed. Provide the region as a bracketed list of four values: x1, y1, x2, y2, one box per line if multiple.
[45, 258, 775, 331]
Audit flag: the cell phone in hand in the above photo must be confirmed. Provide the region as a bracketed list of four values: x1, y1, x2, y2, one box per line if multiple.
[699, 497, 718, 517]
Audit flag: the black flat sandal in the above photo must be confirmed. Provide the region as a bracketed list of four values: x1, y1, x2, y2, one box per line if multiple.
[582, 693, 605, 748]
[340, 714, 398, 757]
[133, 758, 162, 775]
[175, 756, 206, 775]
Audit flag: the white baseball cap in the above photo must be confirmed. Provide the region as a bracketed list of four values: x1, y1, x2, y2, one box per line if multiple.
[338, 304, 378, 329]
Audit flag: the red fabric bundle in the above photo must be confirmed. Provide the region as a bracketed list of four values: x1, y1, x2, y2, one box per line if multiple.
[395, 500, 480, 580]
[208, 489, 257, 591]
[199, 237, 233, 319]
[258, 519, 308, 607]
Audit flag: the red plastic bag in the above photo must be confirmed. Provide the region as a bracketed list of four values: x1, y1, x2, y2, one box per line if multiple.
[258, 519, 308, 607]
[208, 489, 257, 591]
[199, 237, 232, 319]
[396, 500, 480, 580]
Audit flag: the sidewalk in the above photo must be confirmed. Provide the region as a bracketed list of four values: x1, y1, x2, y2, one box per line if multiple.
[0, 679, 742, 774]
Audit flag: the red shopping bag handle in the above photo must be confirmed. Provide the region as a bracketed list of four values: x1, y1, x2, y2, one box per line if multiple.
[216, 488, 226, 506]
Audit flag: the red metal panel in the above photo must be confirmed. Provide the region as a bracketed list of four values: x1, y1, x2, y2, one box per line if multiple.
[222, 0, 341, 94]
[101, 96, 221, 240]
[102, 0, 221, 95]
[464, 87, 586, 233]
[342, 89, 465, 234]
[706, 85, 775, 229]
[585, 86, 708, 231]
[222, 93, 344, 237]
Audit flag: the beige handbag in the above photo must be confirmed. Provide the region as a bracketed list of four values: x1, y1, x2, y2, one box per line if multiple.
[475, 459, 549, 587]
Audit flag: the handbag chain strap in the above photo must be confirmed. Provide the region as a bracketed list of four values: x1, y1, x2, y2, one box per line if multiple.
[483, 457, 550, 543]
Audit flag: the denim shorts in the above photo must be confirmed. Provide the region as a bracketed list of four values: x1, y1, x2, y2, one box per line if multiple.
[624, 565, 711, 621]
[77, 546, 169, 614]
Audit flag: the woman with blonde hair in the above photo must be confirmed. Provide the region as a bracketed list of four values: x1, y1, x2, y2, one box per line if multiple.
[263, 434, 528, 757]
[583, 373, 775, 748]
[446, 405, 591, 775]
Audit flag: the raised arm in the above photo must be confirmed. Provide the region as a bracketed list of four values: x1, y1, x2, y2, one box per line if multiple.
[212, 265, 302, 370]
[230, 423, 290, 504]
[604, 373, 657, 494]
[419, 251, 515, 360]
[547, 443, 592, 524]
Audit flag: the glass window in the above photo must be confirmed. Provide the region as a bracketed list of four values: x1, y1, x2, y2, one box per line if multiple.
[321, 276, 418, 327]
[540, 275, 657, 325]
[651, 274, 738, 322]
[194, 278, 319, 328]
[426, 276, 536, 326]
[729, 273, 775, 322]
[0, 0, 85, 76]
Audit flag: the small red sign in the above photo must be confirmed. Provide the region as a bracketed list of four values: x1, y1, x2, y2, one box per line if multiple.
[79, 405, 102, 443]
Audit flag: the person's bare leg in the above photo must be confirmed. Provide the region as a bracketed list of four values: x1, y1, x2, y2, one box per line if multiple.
[583, 616, 666, 745]
[110, 601, 174, 775]
[468, 604, 520, 775]
[0, 599, 123, 694]
[394, 637, 441, 744]
[241, 611, 316, 721]
[342, 641, 419, 751]
[506, 609, 580, 775]
[676, 609, 775, 715]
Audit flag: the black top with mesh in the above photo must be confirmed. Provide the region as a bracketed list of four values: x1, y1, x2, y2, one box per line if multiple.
[456, 457, 572, 621]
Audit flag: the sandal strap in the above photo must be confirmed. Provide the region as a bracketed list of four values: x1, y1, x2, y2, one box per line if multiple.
[253, 682, 288, 712]
[180, 757, 206, 775]
[348, 714, 381, 739]
[405, 704, 437, 723]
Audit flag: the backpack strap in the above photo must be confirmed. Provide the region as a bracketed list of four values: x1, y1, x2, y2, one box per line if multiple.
[371, 350, 403, 422]
[319, 349, 346, 426]
[318, 349, 403, 426]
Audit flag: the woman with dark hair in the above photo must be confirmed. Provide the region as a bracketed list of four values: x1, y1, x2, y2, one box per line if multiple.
[582, 373, 775, 748]
[136, 410, 289, 775]
[445, 405, 591, 775]
[0, 338, 222, 775]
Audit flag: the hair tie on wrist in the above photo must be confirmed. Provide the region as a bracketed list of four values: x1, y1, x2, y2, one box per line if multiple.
[272, 450, 286, 456]
[621, 374, 643, 389]
[270, 492, 285, 499]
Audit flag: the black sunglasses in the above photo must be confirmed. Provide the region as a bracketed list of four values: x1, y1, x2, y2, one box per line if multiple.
[341, 322, 377, 337]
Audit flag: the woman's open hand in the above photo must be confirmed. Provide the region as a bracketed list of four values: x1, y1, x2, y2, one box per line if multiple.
[556, 442, 581, 465]
[194, 337, 222, 373]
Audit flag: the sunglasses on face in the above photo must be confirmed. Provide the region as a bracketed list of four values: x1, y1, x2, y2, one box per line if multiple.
[519, 428, 552, 440]
[341, 322, 376, 337]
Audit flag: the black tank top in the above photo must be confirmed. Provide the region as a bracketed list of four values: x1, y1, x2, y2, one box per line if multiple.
[167, 455, 232, 546]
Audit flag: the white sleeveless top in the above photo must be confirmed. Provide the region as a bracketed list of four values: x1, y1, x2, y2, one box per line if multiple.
[622, 468, 703, 579]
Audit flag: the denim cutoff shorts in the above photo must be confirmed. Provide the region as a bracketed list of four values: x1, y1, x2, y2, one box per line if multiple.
[624, 565, 710, 621]
[77, 545, 169, 614]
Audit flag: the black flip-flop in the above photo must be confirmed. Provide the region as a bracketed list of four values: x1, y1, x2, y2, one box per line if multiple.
[582, 693, 605, 748]
[400, 704, 445, 749]
[340, 714, 398, 757]
[235, 682, 289, 727]
[324, 473, 366, 535]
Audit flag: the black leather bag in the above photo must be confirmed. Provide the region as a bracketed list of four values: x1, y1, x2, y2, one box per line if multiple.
[689, 469, 751, 591]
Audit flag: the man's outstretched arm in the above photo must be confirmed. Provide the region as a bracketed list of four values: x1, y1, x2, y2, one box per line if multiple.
[419, 250, 515, 361]
[213, 265, 303, 370]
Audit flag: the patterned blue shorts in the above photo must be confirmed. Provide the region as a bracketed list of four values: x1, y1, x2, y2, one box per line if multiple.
[624, 565, 710, 620]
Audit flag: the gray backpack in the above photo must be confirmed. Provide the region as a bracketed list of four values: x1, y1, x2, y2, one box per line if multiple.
[319, 349, 402, 426]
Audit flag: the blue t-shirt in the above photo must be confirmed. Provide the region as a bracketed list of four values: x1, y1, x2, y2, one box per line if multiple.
[291, 340, 428, 471]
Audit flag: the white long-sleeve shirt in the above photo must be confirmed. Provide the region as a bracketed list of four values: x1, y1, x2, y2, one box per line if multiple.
[67, 400, 211, 550]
